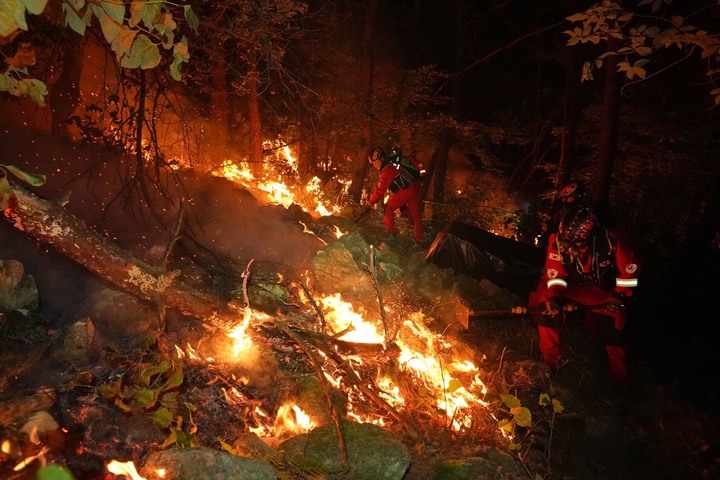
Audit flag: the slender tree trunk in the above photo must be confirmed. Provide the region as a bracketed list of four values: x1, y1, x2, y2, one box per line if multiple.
[429, 0, 467, 220]
[554, 46, 581, 195]
[348, 0, 380, 203]
[135, 70, 146, 167]
[209, 47, 230, 165]
[430, 132, 453, 222]
[247, 66, 264, 177]
[593, 37, 621, 210]
[50, 33, 84, 138]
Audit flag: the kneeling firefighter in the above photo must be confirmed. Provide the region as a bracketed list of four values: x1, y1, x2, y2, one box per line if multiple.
[527, 203, 640, 387]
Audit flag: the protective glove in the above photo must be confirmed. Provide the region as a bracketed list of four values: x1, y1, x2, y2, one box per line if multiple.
[544, 296, 564, 317]
[602, 293, 627, 330]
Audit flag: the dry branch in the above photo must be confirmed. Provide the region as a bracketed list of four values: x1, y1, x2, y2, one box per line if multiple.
[5, 182, 243, 329]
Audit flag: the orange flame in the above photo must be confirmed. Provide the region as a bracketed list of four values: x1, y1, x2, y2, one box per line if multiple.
[107, 460, 146, 480]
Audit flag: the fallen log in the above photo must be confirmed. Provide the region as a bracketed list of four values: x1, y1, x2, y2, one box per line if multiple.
[5, 182, 243, 329]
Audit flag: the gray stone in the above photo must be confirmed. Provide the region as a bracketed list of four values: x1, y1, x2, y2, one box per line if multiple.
[140, 446, 276, 480]
[52, 317, 102, 366]
[279, 419, 411, 480]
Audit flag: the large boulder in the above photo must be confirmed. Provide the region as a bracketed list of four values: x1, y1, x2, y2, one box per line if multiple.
[279, 419, 411, 480]
[141, 447, 275, 480]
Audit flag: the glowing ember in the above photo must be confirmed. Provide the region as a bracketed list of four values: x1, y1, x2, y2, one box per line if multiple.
[107, 460, 146, 480]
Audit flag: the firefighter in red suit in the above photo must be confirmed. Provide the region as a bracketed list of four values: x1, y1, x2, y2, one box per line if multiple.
[528, 202, 639, 387]
[367, 147, 424, 243]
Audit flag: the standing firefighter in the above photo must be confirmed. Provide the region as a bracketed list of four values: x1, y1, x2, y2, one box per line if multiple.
[528, 202, 639, 387]
[367, 147, 424, 244]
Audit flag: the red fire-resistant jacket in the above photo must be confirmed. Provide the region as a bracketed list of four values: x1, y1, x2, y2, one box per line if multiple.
[542, 227, 640, 301]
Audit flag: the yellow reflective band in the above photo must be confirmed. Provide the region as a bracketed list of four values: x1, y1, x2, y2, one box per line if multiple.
[547, 278, 568, 288]
[616, 278, 638, 288]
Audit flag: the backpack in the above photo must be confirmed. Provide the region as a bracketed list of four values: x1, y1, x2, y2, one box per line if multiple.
[388, 153, 423, 192]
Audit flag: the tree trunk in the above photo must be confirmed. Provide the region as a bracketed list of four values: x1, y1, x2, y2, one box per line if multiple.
[247, 66, 264, 177]
[6, 183, 243, 329]
[50, 33, 84, 138]
[430, 132, 453, 222]
[554, 45, 582, 196]
[209, 48, 231, 165]
[348, 0, 380, 203]
[593, 37, 621, 210]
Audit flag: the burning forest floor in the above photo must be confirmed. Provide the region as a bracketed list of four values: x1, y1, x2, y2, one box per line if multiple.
[1, 126, 719, 480]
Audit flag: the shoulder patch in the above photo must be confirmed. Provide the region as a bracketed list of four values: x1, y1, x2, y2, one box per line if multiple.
[549, 253, 562, 261]
[547, 268, 558, 279]
[625, 263, 638, 274]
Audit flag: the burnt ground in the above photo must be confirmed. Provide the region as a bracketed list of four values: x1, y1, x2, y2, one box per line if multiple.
[1, 125, 720, 479]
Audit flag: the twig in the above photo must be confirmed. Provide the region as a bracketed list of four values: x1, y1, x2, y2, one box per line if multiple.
[298, 281, 326, 331]
[242, 259, 255, 307]
[368, 245, 390, 339]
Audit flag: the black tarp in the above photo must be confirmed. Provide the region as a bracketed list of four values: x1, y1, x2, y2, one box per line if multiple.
[425, 222, 545, 295]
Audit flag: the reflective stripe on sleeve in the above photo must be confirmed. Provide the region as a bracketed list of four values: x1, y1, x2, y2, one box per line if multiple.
[547, 278, 568, 288]
[616, 278, 638, 288]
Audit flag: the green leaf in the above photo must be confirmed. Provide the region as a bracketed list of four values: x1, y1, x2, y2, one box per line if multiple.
[139, 363, 161, 386]
[93, 7, 121, 44]
[184, 5, 199, 33]
[0, 177, 14, 211]
[37, 463, 76, 480]
[500, 393, 521, 409]
[112, 25, 139, 61]
[121, 34, 161, 69]
[162, 367, 184, 390]
[511, 406, 532, 427]
[0, 0, 27, 37]
[5, 164, 46, 186]
[62, 1, 87, 35]
[154, 406, 173, 428]
[21, 0, 48, 16]
[136, 387, 160, 408]
[551, 398, 565, 414]
[14, 78, 47, 105]
[538, 393, 551, 406]
[0, 73, 19, 93]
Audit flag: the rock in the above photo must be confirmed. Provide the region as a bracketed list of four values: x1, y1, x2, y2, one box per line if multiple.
[232, 432, 274, 458]
[84, 288, 158, 345]
[279, 419, 411, 480]
[311, 242, 375, 301]
[0, 259, 39, 312]
[52, 317, 102, 366]
[140, 446, 276, 480]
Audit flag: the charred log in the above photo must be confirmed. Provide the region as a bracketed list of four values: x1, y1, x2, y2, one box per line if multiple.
[5, 182, 243, 329]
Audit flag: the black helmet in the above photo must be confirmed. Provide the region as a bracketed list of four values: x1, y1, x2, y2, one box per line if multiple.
[559, 181, 585, 204]
[368, 147, 386, 163]
[558, 203, 599, 246]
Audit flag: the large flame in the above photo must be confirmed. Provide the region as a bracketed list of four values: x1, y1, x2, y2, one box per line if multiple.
[211, 139, 345, 218]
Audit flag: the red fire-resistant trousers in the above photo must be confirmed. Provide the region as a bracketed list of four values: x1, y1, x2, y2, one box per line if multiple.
[384, 184, 424, 243]
[529, 282, 628, 388]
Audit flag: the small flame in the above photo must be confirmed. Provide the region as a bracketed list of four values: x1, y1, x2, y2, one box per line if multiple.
[333, 225, 346, 238]
[107, 460, 146, 480]
[228, 308, 254, 358]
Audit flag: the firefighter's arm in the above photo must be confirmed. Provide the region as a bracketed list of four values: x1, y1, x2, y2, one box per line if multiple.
[368, 166, 397, 205]
[612, 231, 639, 297]
[543, 234, 569, 314]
